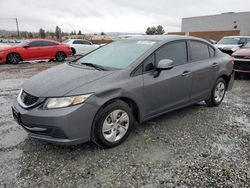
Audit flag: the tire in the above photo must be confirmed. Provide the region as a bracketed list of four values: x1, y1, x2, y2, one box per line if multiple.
[7, 53, 21, 64]
[55, 52, 66, 62]
[205, 78, 226, 107]
[92, 100, 134, 148]
[71, 48, 76, 55]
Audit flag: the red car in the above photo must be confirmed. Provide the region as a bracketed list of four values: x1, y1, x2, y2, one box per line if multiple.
[0, 39, 71, 64]
[232, 42, 250, 73]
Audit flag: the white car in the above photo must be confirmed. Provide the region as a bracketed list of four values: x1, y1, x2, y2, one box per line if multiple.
[214, 36, 250, 55]
[63, 39, 100, 55]
[0, 43, 10, 49]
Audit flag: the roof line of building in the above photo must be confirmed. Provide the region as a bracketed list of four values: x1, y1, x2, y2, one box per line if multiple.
[182, 11, 250, 20]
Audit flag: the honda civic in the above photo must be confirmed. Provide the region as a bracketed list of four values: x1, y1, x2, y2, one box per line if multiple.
[12, 35, 234, 148]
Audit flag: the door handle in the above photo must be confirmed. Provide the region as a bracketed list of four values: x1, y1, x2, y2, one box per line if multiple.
[181, 71, 191, 76]
[212, 62, 218, 67]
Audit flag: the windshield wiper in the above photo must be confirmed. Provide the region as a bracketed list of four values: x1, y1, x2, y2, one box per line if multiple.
[80, 62, 107, 71]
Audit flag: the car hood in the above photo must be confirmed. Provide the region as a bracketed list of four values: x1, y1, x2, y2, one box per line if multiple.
[232, 48, 250, 56]
[22, 63, 114, 97]
[214, 44, 240, 50]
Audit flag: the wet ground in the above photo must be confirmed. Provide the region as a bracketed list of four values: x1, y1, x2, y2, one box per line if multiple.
[0, 62, 249, 187]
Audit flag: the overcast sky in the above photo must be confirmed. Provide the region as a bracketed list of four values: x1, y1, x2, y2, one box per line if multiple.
[0, 0, 250, 33]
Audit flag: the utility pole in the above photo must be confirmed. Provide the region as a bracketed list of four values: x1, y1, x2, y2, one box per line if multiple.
[15, 18, 20, 37]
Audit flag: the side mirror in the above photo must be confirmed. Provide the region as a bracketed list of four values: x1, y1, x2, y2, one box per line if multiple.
[23, 45, 29, 48]
[153, 59, 174, 78]
[156, 59, 174, 70]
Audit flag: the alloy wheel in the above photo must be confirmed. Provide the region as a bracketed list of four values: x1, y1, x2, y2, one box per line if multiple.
[214, 81, 225, 103]
[102, 109, 130, 143]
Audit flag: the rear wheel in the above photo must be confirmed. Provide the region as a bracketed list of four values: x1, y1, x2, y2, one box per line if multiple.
[55, 52, 66, 62]
[7, 53, 21, 64]
[92, 100, 134, 148]
[205, 78, 226, 107]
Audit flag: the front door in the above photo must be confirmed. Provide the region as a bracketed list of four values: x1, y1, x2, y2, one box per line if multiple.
[25, 40, 47, 60]
[142, 40, 192, 119]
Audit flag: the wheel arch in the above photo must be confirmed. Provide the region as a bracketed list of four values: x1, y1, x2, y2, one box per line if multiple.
[97, 97, 141, 123]
[7, 52, 23, 61]
[70, 47, 76, 55]
[219, 74, 231, 90]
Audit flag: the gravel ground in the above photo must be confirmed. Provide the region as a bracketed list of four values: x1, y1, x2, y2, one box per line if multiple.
[0, 62, 249, 187]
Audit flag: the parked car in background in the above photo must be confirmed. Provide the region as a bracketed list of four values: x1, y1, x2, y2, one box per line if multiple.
[0, 39, 71, 64]
[232, 41, 250, 73]
[12, 35, 234, 148]
[214, 36, 250, 55]
[63, 39, 100, 55]
[206, 39, 217, 44]
[0, 43, 11, 49]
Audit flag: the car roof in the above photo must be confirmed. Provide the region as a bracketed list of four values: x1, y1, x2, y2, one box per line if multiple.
[223, 36, 250, 38]
[28, 38, 60, 43]
[121, 35, 208, 43]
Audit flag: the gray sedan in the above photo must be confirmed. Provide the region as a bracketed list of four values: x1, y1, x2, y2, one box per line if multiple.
[12, 35, 234, 148]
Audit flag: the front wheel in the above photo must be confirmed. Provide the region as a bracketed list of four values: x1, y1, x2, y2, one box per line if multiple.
[92, 100, 134, 148]
[205, 78, 226, 107]
[7, 53, 21, 64]
[55, 52, 66, 62]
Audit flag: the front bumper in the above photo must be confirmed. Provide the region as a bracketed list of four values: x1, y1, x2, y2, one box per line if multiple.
[12, 101, 100, 145]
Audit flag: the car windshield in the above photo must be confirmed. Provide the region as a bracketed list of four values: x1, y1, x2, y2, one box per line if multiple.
[217, 37, 241, 45]
[14, 40, 29, 46]
[63, 39, 70, 43]
[75, 40, 155, 70]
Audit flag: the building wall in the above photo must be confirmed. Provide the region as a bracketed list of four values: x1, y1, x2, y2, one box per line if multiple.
[182, 12, 250, 36]
[168, 30, 240, 41]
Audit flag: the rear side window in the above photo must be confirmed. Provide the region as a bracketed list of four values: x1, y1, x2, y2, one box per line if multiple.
[190, 41, 210, 61]
[43, 41, 58, 46]
[156, 41, 188, 66]
[29, 41, 43, 47]
[209, 46, 215, 57]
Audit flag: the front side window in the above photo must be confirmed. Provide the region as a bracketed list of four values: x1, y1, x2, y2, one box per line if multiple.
[29, 41, 43, 47]
[73, 40, 81, 44]
[81, 40, 91, 45]
[190, 41, 210, 62]
[143, 54, 155, 72]
[76, 40, 155, 69]
[155, 41, 188, 66]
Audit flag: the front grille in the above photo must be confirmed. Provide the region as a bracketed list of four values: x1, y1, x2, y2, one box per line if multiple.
[234, 56, 250, 59]
[21, 90, 39, 106]
[234, 61, 250, 71]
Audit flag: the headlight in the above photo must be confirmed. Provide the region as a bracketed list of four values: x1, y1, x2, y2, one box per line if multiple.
[43, 94, 93, 109]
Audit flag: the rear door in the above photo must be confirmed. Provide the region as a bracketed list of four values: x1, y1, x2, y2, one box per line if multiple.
[188, 40, 217, 102]
[142, 40, 192, 118]
[42, 41, 59, 58]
